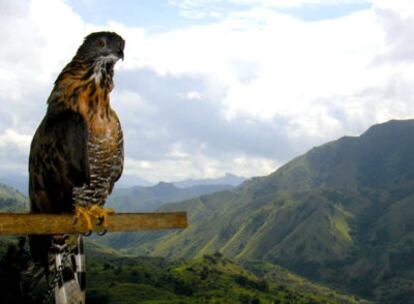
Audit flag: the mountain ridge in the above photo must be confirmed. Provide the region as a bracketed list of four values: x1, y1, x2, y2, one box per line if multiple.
[107, 181, 233, 212]
[100, 119, 414, 303]
[173, 172, 247, 188]
[0, 183, 28, 212]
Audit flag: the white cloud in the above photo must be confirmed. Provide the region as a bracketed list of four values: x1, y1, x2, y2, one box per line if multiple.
[0, 129, 31, 151]
[125, 153, 277, 183]
[121, 7, 388, 137]
[0, 0, 86, 85]
[0, 129, 32, 175]
[122, 3, 414, 145]
[373, 0, 414, 18]
[186, 91, 202, 100]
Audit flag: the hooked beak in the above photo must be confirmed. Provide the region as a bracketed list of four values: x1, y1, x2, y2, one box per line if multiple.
[118, 49, 124, 61]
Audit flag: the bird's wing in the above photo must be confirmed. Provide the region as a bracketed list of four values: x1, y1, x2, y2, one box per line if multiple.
[29, 109, 89, 214]
[108, 112, 124, 195]
[28, 109, 89, 299]
[114, 116, 124, 182]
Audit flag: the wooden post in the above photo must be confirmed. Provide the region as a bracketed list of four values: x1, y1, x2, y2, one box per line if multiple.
[0, 212, 188, 236]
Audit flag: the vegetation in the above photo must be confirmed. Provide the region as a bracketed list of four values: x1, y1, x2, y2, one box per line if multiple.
[85, 244, 364, 303]
[97, 119, 414, 303]
[0, 183, 28, 212]
[0, 239, 365, 303]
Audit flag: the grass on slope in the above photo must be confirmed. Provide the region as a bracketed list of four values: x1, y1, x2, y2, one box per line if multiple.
[243, 261, 368, 304]
[0, 183, 28, 212]
[86, 249, 366, 304]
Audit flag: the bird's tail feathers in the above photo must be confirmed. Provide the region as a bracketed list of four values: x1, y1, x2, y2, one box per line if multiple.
[53, 235, 85, 304]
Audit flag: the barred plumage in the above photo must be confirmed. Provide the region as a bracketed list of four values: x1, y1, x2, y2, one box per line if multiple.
[29, 31, 125, 303]
[73, 125, 124, 207]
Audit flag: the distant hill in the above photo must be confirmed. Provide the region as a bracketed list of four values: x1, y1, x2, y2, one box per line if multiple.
[107, 182, 233, 212]
[0, 175, 29, 195]
[173, 173, 246, 188]
[0, 183, 28, 212]
[115, 174, 153, 188]
[101, 119, 414, 303]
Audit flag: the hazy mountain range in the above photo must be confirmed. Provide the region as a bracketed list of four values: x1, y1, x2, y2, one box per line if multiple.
[173, 173, 246, 188]
[0, 176, 29, 195]
[0, 173, 246, 196]
[97, 119, 414, 303]
[107, 182, 233, 212]
[0, 183, 28, 212]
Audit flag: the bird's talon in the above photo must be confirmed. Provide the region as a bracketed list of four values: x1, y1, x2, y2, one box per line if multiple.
[83, 230, 92, 236]
[97, 217, 104, 225]
[74, 206, 94, 232]
[97, 230, 107, 236]
[74, 205, 114, 233]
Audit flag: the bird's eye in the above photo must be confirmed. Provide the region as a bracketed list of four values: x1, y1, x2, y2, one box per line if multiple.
[96, 38, 105, 48]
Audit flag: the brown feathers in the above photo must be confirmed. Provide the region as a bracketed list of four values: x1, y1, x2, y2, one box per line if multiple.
[28, 32, 125, 303]
[30, 31, 124, 213]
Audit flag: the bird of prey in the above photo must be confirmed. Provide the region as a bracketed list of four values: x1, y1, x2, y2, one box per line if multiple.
[28, 31, 125, 303]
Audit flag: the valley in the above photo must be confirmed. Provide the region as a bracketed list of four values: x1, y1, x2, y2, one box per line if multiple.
[1, 119, 414, 303]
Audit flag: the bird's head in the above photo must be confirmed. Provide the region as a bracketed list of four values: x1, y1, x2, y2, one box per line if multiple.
[75, 31, 125, 63]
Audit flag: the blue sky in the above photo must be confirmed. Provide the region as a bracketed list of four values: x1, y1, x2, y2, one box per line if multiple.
[278, 2, 372, 21]
[66, 0, 373, 27]
[66, 0, 186, 30]
[1, 0, 414, 185]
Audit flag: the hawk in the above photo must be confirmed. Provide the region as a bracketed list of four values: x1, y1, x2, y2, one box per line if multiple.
[28, 31, 125, 303]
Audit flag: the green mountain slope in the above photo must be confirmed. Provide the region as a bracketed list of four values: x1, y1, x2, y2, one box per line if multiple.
[108, 182, 233, 211]
[85, 248, 365, 303]
[0, 183, 28, 212]
[102, 119, 414, 303]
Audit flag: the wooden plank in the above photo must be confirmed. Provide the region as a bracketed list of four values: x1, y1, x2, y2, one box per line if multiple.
[0, 212, 188, 236]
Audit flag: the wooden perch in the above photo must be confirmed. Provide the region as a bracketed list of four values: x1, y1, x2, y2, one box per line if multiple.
[0, 212, 188, 236]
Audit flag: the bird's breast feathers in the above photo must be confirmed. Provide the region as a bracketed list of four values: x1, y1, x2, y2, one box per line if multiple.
[54, 60, 121, 135]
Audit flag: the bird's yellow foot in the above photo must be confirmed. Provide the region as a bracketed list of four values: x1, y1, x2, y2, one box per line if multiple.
[74, 205, 115, 234]
[74, 206, 94, 233]
[88, 204, 115, 229]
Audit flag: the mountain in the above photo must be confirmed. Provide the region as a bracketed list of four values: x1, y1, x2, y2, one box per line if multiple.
[0, 183, 28, 212]
[100, 119, 414, 303]
[115, 174, 153, 188]
[173, 172, 246, 188]
[106, 182, 233, 212]
[0, 175, 29, 195]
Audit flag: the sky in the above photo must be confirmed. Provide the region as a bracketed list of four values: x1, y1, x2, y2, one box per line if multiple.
[1, 0, 414, 184]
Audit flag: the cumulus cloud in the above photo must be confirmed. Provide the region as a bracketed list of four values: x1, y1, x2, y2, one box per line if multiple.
[0, 0, 93, 175]
[1, 0, 414, 184]
[372, 1, 414, 63]
[0, 129, 31, 175]
[118, 7, 384, 143]
[109, 2, 414, 181]
[112, 68, 293, 181]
